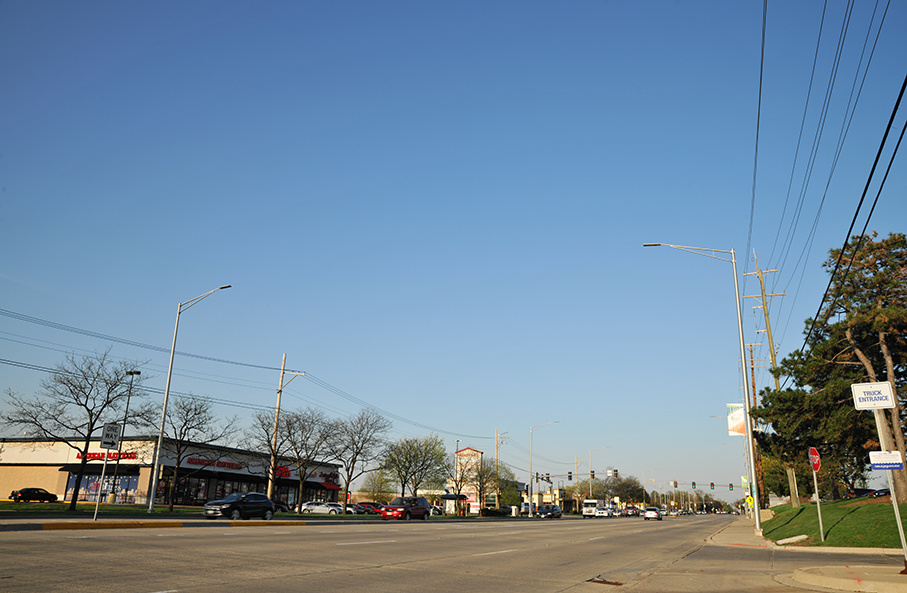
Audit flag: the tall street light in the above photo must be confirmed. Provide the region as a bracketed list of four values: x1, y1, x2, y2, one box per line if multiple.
[147, 285, 231, 513]
[529, 420, 558, 518]
[643, 243, 761, 533]
[109, 369, 140, 503]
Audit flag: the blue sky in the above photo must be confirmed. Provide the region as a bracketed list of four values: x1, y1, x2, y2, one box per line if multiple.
[2, 1, 905, 502]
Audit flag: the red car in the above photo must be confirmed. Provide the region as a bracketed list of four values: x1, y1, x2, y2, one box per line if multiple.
[380, 496, 431, 520]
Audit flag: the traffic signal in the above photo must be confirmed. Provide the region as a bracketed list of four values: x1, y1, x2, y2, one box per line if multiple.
[710, 482, 714, 490]
[536, 472, 539, 481]
[568, 472, 572, 481]
[613, 468, 619, 479]
[545, 473, 550, 482]
[590, 471, 595, 479]
[692, 481, 696, 489]
[673, 481, 678, 488]
[729, 483, 733, 491]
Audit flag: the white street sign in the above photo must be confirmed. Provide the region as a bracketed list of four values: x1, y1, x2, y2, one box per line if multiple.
[100, 422, 122, 450]
[870, 451, 904, 471]
[851, 382, 895, 410]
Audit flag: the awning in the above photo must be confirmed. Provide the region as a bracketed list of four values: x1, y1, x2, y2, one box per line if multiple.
[320, 482, 341, 490]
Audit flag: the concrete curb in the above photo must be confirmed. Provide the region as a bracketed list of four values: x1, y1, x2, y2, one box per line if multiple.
[0, 519, 309, 532]
[793, 565, 907, 593]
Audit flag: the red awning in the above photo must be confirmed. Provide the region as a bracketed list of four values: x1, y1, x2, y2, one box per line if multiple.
[321, 482, 341, 490]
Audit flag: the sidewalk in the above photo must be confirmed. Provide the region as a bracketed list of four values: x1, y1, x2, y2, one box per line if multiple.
[709, 515, 907, 592]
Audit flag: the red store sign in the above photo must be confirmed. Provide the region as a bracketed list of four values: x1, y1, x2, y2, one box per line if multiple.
[77, 451, 137, 460]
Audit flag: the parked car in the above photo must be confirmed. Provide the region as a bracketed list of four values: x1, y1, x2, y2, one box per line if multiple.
[10, 487, 58, 503]
[536, 504, 562, 519]
[299, 501, 343, 515]
[204, 492, 274, 520]
[356, 502, 384, 514]
[871, 488, 891, 498]
[431, 505, 443, 515]
[643, 507, 662, 521]
[273, 501, 291, 513]
[380, 496, 431, 520]
[594, 506, 613, 518]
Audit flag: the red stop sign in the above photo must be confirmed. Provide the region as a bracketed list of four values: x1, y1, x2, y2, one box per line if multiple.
[809, 447, 821, 472]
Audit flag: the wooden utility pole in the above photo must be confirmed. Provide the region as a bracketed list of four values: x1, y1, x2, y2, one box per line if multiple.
[744, 253, 798, 507]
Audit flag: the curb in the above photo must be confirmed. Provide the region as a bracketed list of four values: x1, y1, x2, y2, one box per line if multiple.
[0, 519, 309, 532]
[792, 565, 907, 593]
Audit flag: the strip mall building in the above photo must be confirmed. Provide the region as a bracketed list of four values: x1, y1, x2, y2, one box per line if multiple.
[0, 436, 341, 508]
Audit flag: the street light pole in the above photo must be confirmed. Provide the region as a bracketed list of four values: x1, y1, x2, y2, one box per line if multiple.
[147, 285, 231, 514]
[643, 243, 761, 533]
[109, 370, 140, 503]
[529, 420, 558, 518]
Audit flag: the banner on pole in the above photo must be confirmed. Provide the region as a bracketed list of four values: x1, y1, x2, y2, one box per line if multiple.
[727, 404, 745, 436]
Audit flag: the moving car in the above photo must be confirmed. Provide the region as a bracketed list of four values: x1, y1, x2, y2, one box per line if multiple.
[380, 496, 431, 520]
[204, 492, 274, 520]
[594, 506, 613, 518]
[536, 504, 562, 518]
[10, 487, 58, 503]
[643, 507, 662, 521]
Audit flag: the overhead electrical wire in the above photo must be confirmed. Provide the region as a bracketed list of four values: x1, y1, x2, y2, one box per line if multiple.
[0, 307, 490, 440]
[781, 69, 907, 388]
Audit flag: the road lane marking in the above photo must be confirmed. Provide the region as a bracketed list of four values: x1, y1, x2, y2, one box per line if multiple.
[589, 536, 606, 541]
[473, 549, 516, 556]
[336, 540, 397, 546]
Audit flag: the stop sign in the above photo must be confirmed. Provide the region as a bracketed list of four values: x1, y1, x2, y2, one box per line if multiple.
[809, 447, 821, 472]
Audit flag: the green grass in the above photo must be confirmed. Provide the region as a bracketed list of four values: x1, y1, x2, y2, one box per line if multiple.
[763, 497, 907, 548]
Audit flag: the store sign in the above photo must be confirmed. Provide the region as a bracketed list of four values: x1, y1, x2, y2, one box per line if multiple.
[77, 451, 138, 460]
[187, 457, 244, 470]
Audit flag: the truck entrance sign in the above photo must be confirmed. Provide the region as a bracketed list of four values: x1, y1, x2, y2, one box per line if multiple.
[850, 382, 895, 410]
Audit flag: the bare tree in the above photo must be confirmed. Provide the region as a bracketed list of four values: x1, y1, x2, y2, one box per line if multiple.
[335, 409, 391, 512]
[1, 352, 149, 510]
[148, 395, 238, 511]
[384, 434, 447, 496]
[444, 453, 471, 515]
[283, 408, 338, 513]
[243, 410, 292, 492]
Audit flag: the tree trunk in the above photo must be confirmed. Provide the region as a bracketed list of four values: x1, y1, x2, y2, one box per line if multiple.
[785, 464, 800, 508]
[848, 327, 907, 501]
[68, 437, 93, 511]
[880, 332, 907, 504]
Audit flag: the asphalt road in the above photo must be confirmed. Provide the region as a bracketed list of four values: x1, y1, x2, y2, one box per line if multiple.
[0, 515, 898, 592]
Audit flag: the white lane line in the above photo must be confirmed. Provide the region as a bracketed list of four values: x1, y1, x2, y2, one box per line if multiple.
[589, 536, 606, 541]
[336, 540, 397, 546]
[156, 534, 183, 537]
[67, 536, 97, 539]
[473, 549, 516, 556]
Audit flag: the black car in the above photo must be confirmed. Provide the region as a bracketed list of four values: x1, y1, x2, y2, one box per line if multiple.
[204, 492, 274, 520]
[536, 504, 562, 518]
[10, 487, 58, 503]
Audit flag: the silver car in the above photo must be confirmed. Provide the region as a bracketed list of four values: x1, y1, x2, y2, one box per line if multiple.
[299, 501, 342, 515]
[643, 506, 662, 521]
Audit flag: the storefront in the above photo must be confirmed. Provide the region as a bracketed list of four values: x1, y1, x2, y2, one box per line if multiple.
[0, 436, 341, 507]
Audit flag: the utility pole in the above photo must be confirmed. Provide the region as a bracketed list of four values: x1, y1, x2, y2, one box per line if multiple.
[749, 344, 767, 510]
[494, 429, 508, 508]
[268, 354, 304, 501]
[744, 253, 797, 508]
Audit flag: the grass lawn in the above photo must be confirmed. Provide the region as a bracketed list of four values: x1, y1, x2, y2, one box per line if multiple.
[763, 496, 907, 548]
